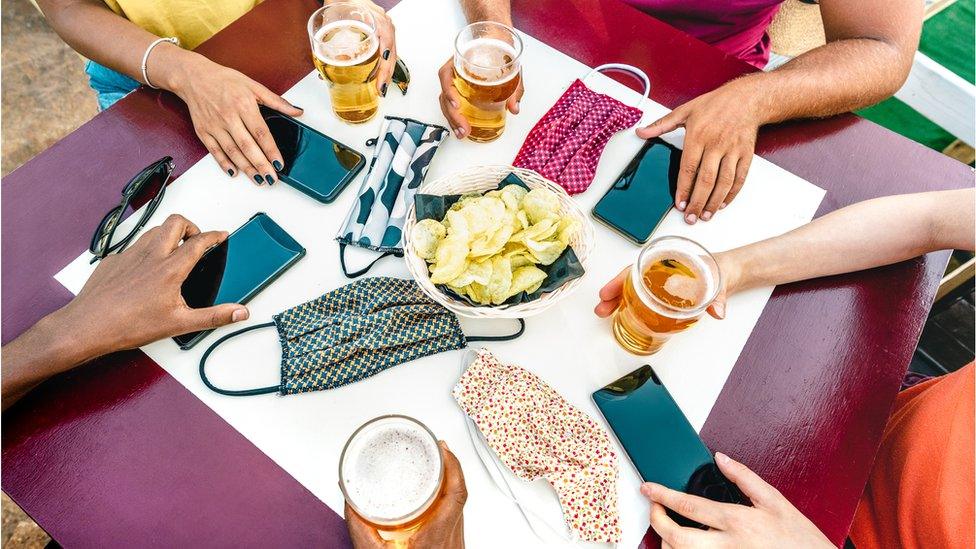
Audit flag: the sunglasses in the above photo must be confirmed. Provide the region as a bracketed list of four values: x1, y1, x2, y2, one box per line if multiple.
[89, 156, 174, 263]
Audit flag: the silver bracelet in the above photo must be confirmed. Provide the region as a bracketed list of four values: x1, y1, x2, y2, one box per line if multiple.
[141, 37, 179, 89]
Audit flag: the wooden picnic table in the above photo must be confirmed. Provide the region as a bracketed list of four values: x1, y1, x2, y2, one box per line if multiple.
[2, 0, 972, 546]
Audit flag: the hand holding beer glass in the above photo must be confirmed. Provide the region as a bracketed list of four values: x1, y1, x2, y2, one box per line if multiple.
[308, 3, 383, 124]
[443, 22, 523, 142]
[341, 415, 466, 548]
[598, 237, 722, 355]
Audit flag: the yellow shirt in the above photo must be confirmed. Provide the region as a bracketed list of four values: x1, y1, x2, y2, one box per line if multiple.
[102, 0, 260, 50]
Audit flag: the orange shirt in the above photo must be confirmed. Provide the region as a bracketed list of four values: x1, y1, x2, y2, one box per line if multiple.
[850, 363, 974, 549]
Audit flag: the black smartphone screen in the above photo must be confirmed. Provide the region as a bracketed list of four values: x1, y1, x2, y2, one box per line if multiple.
[263, 109, 365, 203]
[593, 365, 744, 526]
[173, 213, 305, 349]
[592, 138, 681, 244]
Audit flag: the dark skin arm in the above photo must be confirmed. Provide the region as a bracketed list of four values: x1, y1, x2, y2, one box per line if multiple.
[1, 215, 249, 411]
[641, 0, 923, 224]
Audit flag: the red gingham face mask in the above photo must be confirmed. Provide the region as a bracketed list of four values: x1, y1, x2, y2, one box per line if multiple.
[513, 64, 650, 195]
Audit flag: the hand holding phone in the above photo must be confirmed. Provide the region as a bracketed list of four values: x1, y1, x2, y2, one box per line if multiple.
[262, 107, 365, 203]
[174, 212, 305, 349]
[592, 365, 745, 527]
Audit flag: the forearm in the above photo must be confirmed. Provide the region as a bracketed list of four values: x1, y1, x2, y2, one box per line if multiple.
[721, 189, 975, 292]
[37, 0, 201, 92]
[1, 306, 102, 411]
[459, 0, 511, 25]
[738, 39, 912, 125]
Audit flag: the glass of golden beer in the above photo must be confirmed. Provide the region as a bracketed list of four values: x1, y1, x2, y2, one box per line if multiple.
[339, 415, 444, 544]
[612, 236, 721, 355]
[453, 21, 523, 142]
[308, 3, 380, 124]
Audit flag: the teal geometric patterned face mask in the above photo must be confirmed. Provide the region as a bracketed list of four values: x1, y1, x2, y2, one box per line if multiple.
[199, 277, 524, 396]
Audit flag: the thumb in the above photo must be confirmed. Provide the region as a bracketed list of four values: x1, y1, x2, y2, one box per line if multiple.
[344, 503, 386, 547]
[636, 108, 686, 139]
[715, 452, 783, 509]
[253, 83, 303, 117]
[181, 303, 249, 333]
[706, 287, 728, 320]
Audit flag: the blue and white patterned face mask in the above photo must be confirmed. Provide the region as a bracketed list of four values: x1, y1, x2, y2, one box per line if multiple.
[198, 278, 523, 396]
[336, 116, 448, 277]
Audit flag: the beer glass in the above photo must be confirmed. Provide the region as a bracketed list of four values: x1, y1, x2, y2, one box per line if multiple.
[308, 3, 380, 124]
[453, 22, 523, 142]
[612, 236, 721, 355]
[339, 415, 444, 543]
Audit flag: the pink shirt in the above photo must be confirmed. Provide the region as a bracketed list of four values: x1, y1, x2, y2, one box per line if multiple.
[624, 0, 783, 67]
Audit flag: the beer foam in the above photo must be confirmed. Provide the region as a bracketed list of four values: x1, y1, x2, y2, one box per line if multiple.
[456, 38, 520, 84]
[341, 418, 441, 522]
[313, 21, 378, 67]
[635, 250, 717, 318]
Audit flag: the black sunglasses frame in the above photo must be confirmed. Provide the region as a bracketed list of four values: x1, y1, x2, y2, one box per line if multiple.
[89, 156, 174, 263]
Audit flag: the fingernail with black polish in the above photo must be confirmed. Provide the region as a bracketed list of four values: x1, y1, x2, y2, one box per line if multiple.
[227, 168, 235, 177]
[381, 83, 388, 97]
[289, 102, 303, 111]
[253, 174, 264, 185]
[273, 160, 283, 171]
[265, 174, 275, 185]
[382, 49, 390, 60]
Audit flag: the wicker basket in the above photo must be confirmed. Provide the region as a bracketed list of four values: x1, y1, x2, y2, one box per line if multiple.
[403, 165, 595, 319]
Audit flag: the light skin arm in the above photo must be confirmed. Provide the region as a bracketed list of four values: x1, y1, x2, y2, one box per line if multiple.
[2, 215, 249, 411]
[596, 188, 976, 319]
[438, 0, 522, 139]
[594, 188, 974, 544]
[640, 0, 923, 224]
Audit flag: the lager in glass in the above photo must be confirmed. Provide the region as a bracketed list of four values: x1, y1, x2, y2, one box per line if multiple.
[308, 3, 380, 124]
[339, 415, 444, 543]
[453, 22, 523, 142]
[612, 236, 721, 355]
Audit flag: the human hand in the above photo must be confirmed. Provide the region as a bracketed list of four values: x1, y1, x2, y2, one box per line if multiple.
[345, 441, 467, 548]
[637, 81, 762, 224]
[642, 452, 833, 549]
[438, 57, 524, 140]
[594, 252, 741, 320]
[155, 47, 302, 185]
[61, 214, 249, 358]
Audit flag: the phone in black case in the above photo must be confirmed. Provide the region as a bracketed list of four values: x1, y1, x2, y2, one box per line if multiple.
[173, 212, 305, 350]
[592, 365, 746, 527]
[261, 107, 365, 203]
[592, 138, 681, 244]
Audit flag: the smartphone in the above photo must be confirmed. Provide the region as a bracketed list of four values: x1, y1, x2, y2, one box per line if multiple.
[592, 365, 745, 527]
[173, 212, 306, 350]
[261, 107, 365, 203]
[592, 138, 681, 244]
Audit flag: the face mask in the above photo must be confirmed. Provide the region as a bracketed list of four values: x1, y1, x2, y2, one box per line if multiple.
[199, 278, 524, 396]
[513, 63, 650, 195]
[336, 116, 449, 278]
[454, 349, 621, 543]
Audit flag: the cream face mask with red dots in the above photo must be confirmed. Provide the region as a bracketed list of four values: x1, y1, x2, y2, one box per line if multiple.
[453, 349, 621, 543]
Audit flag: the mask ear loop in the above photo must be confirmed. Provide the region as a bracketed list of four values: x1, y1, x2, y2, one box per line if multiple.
[198, 322, 281, 396]
[456, 349, 576, 544]
[582, 63, 651, 111]
[465, 318, 526, 342]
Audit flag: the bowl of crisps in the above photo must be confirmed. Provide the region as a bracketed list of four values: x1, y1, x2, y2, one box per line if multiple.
[404, 165, 594, 318]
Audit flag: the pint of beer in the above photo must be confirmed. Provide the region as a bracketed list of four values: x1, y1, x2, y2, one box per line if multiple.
[612, 236, 721, 355]
[308, 3, 380, 124]
[453, 22, 523, 142]
[339, 415, 444, 543]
